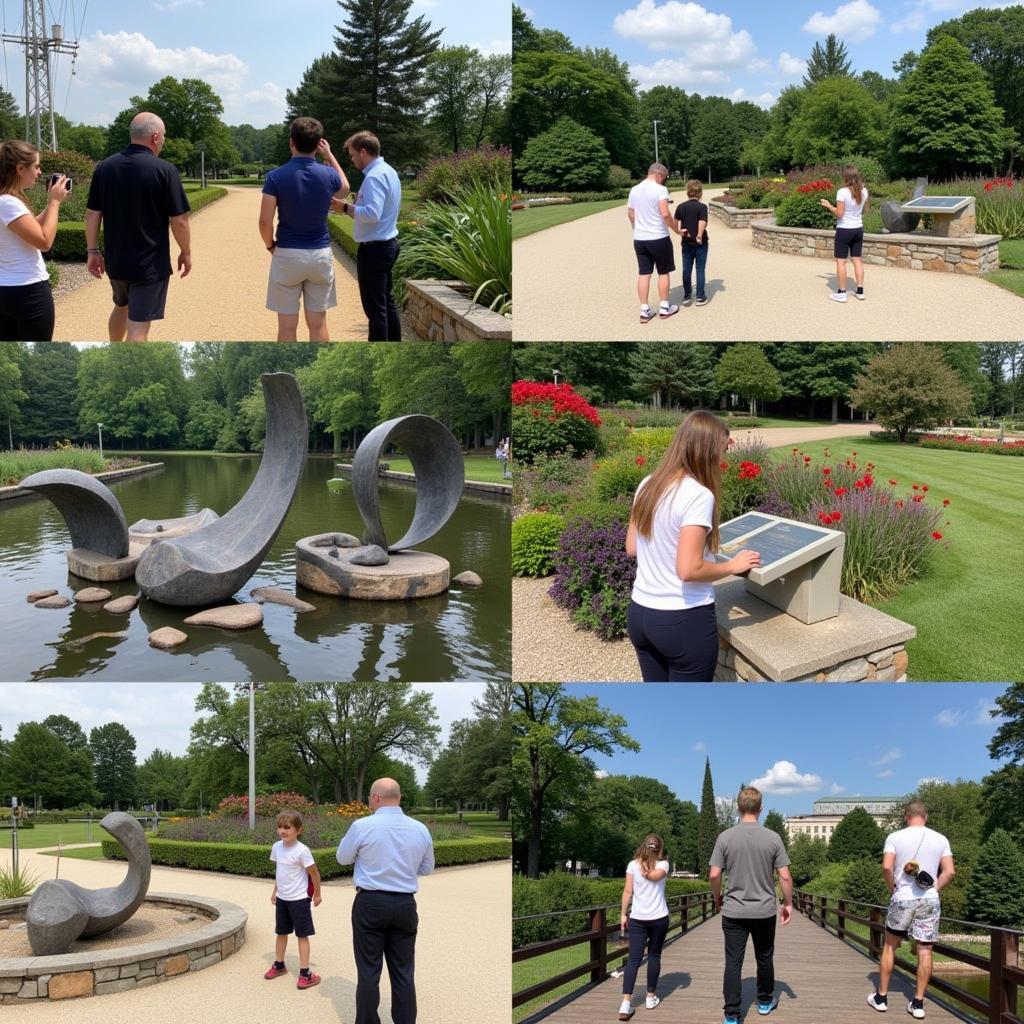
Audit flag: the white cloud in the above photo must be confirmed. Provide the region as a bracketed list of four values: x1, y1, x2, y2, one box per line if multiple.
[413, 0, 439, 9]
[691, 741, 706, 751]
[595, 769, 610, 779]
[802, 0, 883, 42]
[632, 60, 730, 87]
[779, 51, 807, 76]
[153, 0, 204, 10]
[614, 0, 757, 67]
[935, 700, 998, 728]
[749, 760, 823, 795]
[830, 783, 845, 794]
[918, 776, 947, 787]
[871, 747, 903, 767]
[878, 769, 895, 779]
[935, 708, 963, 726]
[889, 9, 926, 32]
[470, 38, 513, 56]
[729, 87, 775, 107]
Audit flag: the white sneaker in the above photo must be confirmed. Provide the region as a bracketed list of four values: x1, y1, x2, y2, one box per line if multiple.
[646, 994, 660, 1009]
[619, 998, 635, 1020]
[829, 291, 848, 303]
[867, 992, 888, 1012]
[855, 290, 866, 300]
[907, 1000, 925, 1019]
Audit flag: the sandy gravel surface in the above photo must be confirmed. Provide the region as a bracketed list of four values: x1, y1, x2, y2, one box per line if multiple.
[513, 188, 1024, 341]
[6, 848, 510, 1023]
[52, 187, 369, 342]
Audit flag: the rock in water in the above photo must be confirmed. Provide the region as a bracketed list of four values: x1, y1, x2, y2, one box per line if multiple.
[27, 588, 58, 603]
[148, 627, 188, 650]
[65, 631, 128, 652]
[453, 571, 483, 587]
[34, 595, 71, 609]
[74, 587, 112, 603]
[250, 586, 316, 612]
[103, 595, 140, 614]
[350, 545, 390, 567]
[183, 604, 264, 630]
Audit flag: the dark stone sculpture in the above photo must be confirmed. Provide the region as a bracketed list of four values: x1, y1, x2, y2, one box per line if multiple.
[26, 812, 152, 955]
[881, 176, 927, 234]
[135, 373, 308, 606]
[18, 469, 129, 558]
[351, 414, 465, 552]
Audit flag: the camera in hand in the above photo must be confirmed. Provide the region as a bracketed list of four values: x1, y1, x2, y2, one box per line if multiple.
[49, 173, 72, 192]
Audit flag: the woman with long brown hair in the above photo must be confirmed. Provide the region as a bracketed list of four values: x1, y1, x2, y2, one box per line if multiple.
[626, 409, 760, 681]
[0, 139, 69, 339]
[617, 833, 670, 1020]
[819, 164, 869, 303]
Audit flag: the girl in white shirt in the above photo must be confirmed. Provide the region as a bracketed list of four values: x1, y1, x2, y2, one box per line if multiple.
[0, 140, 69, 340]
[618, 834, 671, 1020]
[819, 164, 869, 304]
[625, 410, 761, 681]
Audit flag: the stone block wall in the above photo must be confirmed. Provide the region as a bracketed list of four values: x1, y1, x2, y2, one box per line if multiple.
[751, 221, 1001, 275]
[405, 280, 512, 341]
[708, 200, 773, 228]
[714, 638, 909, 682]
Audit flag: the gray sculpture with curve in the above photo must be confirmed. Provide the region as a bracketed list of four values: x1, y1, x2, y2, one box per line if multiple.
[26, 812, 152, 956]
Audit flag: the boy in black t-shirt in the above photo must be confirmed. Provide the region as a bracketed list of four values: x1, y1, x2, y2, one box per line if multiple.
[673, 180, 709, 306]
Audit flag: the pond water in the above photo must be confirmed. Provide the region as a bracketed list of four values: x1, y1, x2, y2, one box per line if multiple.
[940, 971, 1022, 1020]
[0, 454, 510, 682]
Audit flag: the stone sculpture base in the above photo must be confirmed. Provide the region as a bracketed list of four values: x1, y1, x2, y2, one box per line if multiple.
[66, 548, 139, 583]
[296, 534, 449, 600]
[128, 509, 219, 548]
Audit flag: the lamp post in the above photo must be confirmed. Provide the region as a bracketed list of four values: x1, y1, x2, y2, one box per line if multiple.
[97, 422, 103, 461]
[553, 369, 561, 386]
[248, 681, 256, 832]
[198, 142, 207, 189]
[652, 120, 661, 164]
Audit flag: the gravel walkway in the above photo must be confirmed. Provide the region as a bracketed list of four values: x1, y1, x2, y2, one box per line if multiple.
[513, 188, 1024, 341]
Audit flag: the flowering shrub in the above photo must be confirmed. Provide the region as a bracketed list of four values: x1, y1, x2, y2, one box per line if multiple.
[512, 512, 566, 577]
[512, 381, 602, 464]
[512, 382, 601, 424]
[765, 448, 864, 515]
[720, 438, 771, 519]
[797, 179, 834, 194]
[415, 146, 512, 203]
[549, 517, 635, 640]
[215, 792, 314, 818]
[592, 454, 648, 502]
[773, 188, 837, 229]
[983, 177, 1014, 192]
[918, 434, 1024, 456]
[625, 427, 675, 462]
[929, 177, 1024, 238]
[334, 801, 372, 819]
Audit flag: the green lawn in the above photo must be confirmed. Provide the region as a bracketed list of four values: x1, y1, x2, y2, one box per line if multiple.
[513, 199, 624, 239]
[38, 845, 105, 861]
[424, 813, 510, 837]
[988, 239, 1024, 299]
[780, 436, 1023, 681]
[0, 821, 108, 848]
[383, 455, 510, 485]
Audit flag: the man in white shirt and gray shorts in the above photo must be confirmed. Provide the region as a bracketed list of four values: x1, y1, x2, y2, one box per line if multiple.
[868, 800, 955, 1019]
[627, 163, 682, 323]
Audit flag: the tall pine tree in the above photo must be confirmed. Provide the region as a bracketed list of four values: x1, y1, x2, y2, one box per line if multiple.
[697, 756, 719, 879]
[803, 34, 853, 85]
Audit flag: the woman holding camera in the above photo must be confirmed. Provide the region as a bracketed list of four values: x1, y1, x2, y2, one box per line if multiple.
[0, 140, 70, 340]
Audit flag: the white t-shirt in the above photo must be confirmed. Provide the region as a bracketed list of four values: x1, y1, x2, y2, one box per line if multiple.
[628, 179, 670, 241]
[270, 839, 315, 901]
[885, 825, 951, 901]
[631, 474, 716, 610]
[627, 858, 670, 920]
[0, 195, 47, 286]
[836, 185, 868, 229]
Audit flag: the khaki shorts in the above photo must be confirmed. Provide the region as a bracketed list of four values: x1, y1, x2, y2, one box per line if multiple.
[266, 247, 336, 314]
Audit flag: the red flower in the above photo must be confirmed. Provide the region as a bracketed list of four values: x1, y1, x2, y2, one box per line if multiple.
[913, 494, 924, 503]
[912, 483, 919, 490]
[822, 467, 831, 475]
[511, 380, 602, 425]
[932, 531, 943, 540]
[888, 479, 897, 486]
[823, 479, 834, 489]
[942, 498, 950, 507]
[803, 455, 811, 464]
[831, 511, 842, 524]
[635, 456, 647, 466]
[834, 487, 847, 496]
[863, 474, 874, 487]
[851, 451, 857, 457]
[895, 500, 905, 508]
[720, 460, 729, 470]
[921, 485, 929, 492]
[854, 479, 866, 489]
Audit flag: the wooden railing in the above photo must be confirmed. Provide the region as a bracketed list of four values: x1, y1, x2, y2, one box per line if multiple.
[512, 889, 717, 1009]
[795, 890, 1024, 1024]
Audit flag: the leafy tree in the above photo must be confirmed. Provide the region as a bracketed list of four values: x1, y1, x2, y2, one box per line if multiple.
[900, 779, 985, 869]
[803, 34, 853, 85]
[688, 97, 743, 182]
[424, 47, 510, 152]
[629, 343, 717, 409]
[966, 829, 1024, 928]
[183, 399, 229, 450]
[761, 85, 806, 171]
[982, 764, 1024, 845]
[697, 756, 718, 879]
[938, 341, 992, 415]
[283, 54, 340, 167]
[888, 36, 1008, 179]
[16, 343, 81, 444]
[298, 344, 379, 452]
[0, 345, 26, 448]
[90, 722, 138, 811]
[788, 832, 830, 885]
[513, 343, 635, 404]
[764, 809, 790, 850]
[850, 343, 972, 441]
[518, 117, 611, 191]
[513, 684, 638, 878]
[771, 343, 875, 422]
[858, 70, 899, 103]
[147, 76, 224, 145]
[3, 722, 96, 809]
[989, 681, 1024, 764]
[715, 344, 783, 415]
[787, 76, 884, 166]
[842, 857, 888, 911]
[0, 85, 19, 141]
[637, 86, 694, 174]
[828, 806, 886, 863]
[452, 342, 512, 445]
[42, 715, 89, 752]
[136, 749, 189, 810]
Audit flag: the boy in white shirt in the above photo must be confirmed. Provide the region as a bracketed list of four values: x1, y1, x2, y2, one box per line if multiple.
[264, 810, 323, 989]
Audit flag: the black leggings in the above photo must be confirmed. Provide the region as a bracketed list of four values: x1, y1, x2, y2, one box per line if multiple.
[622, 915, 670, 995]
[0, 279, 54, 340]
[627, 600, 719, 681]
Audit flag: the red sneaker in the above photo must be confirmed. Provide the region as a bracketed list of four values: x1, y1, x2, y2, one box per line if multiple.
[264, 963, 288, 980]
[297, 971, 321, 990]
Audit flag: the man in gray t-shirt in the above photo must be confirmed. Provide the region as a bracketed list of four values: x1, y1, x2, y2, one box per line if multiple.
[709, 786, 793, 1023]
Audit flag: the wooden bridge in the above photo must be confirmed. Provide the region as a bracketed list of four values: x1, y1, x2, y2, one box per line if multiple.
[514, 892, 1024, 1024]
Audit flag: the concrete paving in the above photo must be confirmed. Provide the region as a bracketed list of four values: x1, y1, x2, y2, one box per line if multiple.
[5, 847, 510, 1022]
[512, 188, 1024, 341]
[53, 187, 368, 342]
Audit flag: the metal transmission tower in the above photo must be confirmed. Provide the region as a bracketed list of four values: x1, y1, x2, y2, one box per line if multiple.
[2, 0, 80, 150]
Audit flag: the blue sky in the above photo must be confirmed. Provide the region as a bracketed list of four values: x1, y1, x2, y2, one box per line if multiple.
[568, 683, 1007, 816]
[0, 0, 509, 128]
[522, 0, 1001, 107]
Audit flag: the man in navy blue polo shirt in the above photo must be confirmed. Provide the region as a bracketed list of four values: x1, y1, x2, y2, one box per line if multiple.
[85, 112, 191, 341]
[259, 117, 349, 341]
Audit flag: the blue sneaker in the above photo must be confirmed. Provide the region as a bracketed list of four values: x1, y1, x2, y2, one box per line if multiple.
[724, 1018, 740, 1024]
[758, 996, 777, 1015]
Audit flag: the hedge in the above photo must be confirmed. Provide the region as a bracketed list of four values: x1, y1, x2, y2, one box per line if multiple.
[102, 835, 511, 877]
[328, 213, 358, 260]
[918, 436, 1024, 456]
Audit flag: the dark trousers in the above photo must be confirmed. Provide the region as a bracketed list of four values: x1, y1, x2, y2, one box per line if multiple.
[352, 890, 418, 1024]
[627, 600, 719, 681]
[682, 243, 708, 300]
[622, 915, 669, 995]
[722, 914, 777, 1018]
[0, 280, 55, 340]
[357, 239, 402, 341]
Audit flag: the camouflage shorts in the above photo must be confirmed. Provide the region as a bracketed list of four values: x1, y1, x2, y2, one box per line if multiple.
[886, 897, 941, 943]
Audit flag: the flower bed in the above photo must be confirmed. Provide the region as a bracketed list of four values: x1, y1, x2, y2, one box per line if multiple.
[918, 433, 1024, 456]
[511, 381, 601, 463]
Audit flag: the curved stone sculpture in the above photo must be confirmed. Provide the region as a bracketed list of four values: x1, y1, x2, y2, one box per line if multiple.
[135, 373, 308, 606]
[129, 508, 220, 546]
[351, 414, 464, 552]
[26, 812, 151, 955]
[19, 469, 129, 559]
[881, 176, 928, 234]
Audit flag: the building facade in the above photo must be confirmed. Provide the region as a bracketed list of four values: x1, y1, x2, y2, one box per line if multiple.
[785, 796, 902, 843]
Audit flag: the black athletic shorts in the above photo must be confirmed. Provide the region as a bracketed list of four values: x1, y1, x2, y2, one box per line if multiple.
[110, 276, 170, 322]
[275, 896, 315, 937]
[834, 227, 864, 259]
[633, 236, 675, 276]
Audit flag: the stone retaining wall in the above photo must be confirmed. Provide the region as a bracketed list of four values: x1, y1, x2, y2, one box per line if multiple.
[0, 462, 164, 503]
[715, 637, 909, 682]
[751, 221, 1002, 275]
[708, 199, 773, 228]
[405, 280, 511, 341]
[334, 463, 512, 497]
[0, 893, 246, 1004]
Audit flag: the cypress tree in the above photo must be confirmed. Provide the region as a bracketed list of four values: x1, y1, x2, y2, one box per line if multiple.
[828, 806, 886, 863]
[764, 809, 790, 850]
[803, 34, 853, 85]
[966, 829, 1024, 928]
[697, 757, 719, 879]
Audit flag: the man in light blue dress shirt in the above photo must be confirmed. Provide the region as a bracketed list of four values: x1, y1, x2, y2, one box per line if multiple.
[337, 777, 434, 1024]
[335, 130, 402, 341]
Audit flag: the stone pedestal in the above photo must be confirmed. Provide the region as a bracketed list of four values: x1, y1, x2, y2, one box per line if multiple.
[711, 577, 916, 681]
[66, 548, 139, 583]
[296, 534, 449, 600]
[930, 197, 976, 238]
